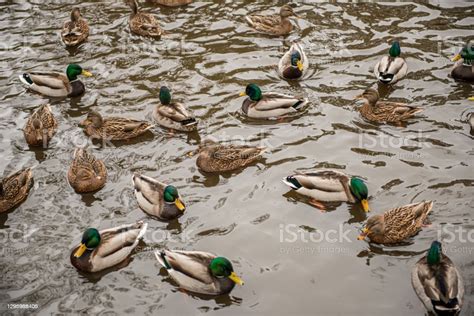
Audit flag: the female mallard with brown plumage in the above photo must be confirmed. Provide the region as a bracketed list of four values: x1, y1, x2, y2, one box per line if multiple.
[0, 168, 33, 213]
[61, 8, 89, 47]
[19, 64, 92, 98]
[80, 111, 154, 141]
[153, 86, 197, 132]
[245, 4, 301, 36]
[149, 0, 193, 6]
[374, 41, 407, 85]
[278, 42, 308, 80]
[71, 221, 147, 273]
[127, 0, 163, 38]
[68, 148, 107, 193]
[23, 104, 58, 147]
[196, 139, 265, 173]
[155, 249, 243, 295]
[358, 201, 433, 244]
[132, 173, 186, 220]
[282, 170, 370, 212]
[355, 88, 423, 123]
[451, 42, 474, 82]
[411, 241, 464, 315]
[240, 84, 308, 119]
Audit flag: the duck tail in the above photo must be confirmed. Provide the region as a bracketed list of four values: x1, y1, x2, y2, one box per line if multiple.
[292, 98, 308, 110]
[19, 74, 33, 86]
[154, 250, 172, 269]
[282, 176, 302, 190]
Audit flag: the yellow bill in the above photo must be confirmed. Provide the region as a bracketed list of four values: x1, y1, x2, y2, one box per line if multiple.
[175, 199, 186, 212]
[239, 92, 246, 97]
[357, 234, 366, 241]
[452, 54, 462, 62]
[361, 199, 370, 212]
[74, 243, 87, 258]
[82, 70, 93, 77]
[296, 60, 303, 72]
[229, 271, 244, 285]
[468, 96, 474, 101]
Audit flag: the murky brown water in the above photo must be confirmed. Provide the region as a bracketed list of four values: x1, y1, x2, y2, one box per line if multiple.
[1, 1, 473, 315]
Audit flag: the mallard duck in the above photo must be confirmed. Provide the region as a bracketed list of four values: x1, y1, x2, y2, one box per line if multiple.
[19, 64, 92, 98]
[278, 42, 309, 80]
[451, 42, 474, 82]
[355, 88, 423, 123]
[132, 173, 185, 220]
[71, 221, 147, 273]
[127, 0, 163, 38]
[283, 170, 369, 212]
[153, 86, 197, 132]
[0, 168, 33, 213]
[23, 104, 58, 147]
[61, 8, 89, 47]
[67, 148, 107, 193]
[358, 201, 433, 244]
[245, 4, 300, 36]
[196, 139, 265, 173]
[374, 41, 408, 84]
[411, 241, 464, 315]
[80, 111, 154, 141]
[155, 249, 243, 295]
[240, 84, 308, 119]
[149, 0, 193, 6]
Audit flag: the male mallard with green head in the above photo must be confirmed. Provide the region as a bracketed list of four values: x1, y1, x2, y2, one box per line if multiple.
[132, 173, 186, 220]
[153, 86, 197, 132]
[61, 8, 89, 47]
[19, 64, 92, 98]
[411, 241, 464, 315]
[71, 222, 147, 273]
[374, 41, 407, 84]
[245, 4, 301, 36]
[240, 83, 308, 119]
[451, 42, 474, 82]
[23, 104, 58, 147]
[0, 168, 33, 213]
[283, 170, 370, 212]
[155, 249, 244, 295]
[278, 42, 308, 80]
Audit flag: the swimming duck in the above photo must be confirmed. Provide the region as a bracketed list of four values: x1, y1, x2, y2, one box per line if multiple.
[68, 148, 107, 193]
[0, 168, 33, 213]
[19, 64, 92, 98]
[355, 88, 423, 123]
[155, 249, 244, 295]
[374, 41, 407, 84]
[153, 86, 197, 132]
[283, 170, 369, 212]
[358, 201, 433, 244]
[240, 84, 308, 119]
[132, 173, 185, 220]
[71, 221, 147, 273]
[23, 104, 58, 147]
[127, 0, 163, 38]
[61, 7, 89, 47]
[412, 241, 464, 315]
[149, 0, 193, 6]
[451, 42, 474, 82]
[245, 4, 300, 36]
[196, 139, 265, 173]
[278, 42, 309, 80]
[80, 111, 154, 141]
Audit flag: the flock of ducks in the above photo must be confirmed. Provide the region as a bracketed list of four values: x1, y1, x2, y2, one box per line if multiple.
[2, 2, 473, 313]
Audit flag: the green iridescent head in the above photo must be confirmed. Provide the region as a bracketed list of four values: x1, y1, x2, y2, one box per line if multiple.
[73, 228, 101, 258]
[66, 64, 92, 81]
[159, 86, 172, 105]
[209, 257, 244, 285]
[427, 241, 442, 265]
[389, 41, 401, 58]
[350, 177, 369, 212]
[460, 43, 474, 61]
[241, 84, 262, 102]
[163, 185, 185, 211]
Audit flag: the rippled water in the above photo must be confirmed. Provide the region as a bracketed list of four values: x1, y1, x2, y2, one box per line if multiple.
[1, 1, 473, 315]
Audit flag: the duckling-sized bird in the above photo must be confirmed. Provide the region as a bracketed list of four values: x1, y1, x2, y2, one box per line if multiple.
[23, 104, 58, 147]
[451, 42, 474, 82]
[127, 0, 163, 38]
[68, 148, 107, 193]
[240, 84, 308, 119]
[155, 249, 244, 295]
[278, 42, 309, 80]
[153, 86, 197, 132]
[149, 0, 193, 6]
[132, 174, 185, 220]
[412, 241, 464, 315]
[283, 170, 370, 212]
[358, 201, 433, 244]
[19, 64, 92, 98]
[196, 139, 265, 173]
[355, 88, 423, 123]
[80, 111, 154, 141]
[71, 221, 147, 273]
[61, 8, 89, 47]
[245, 4, 300, 36]
[0, 168, 33, 213]
[374, 41, 407, 85]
